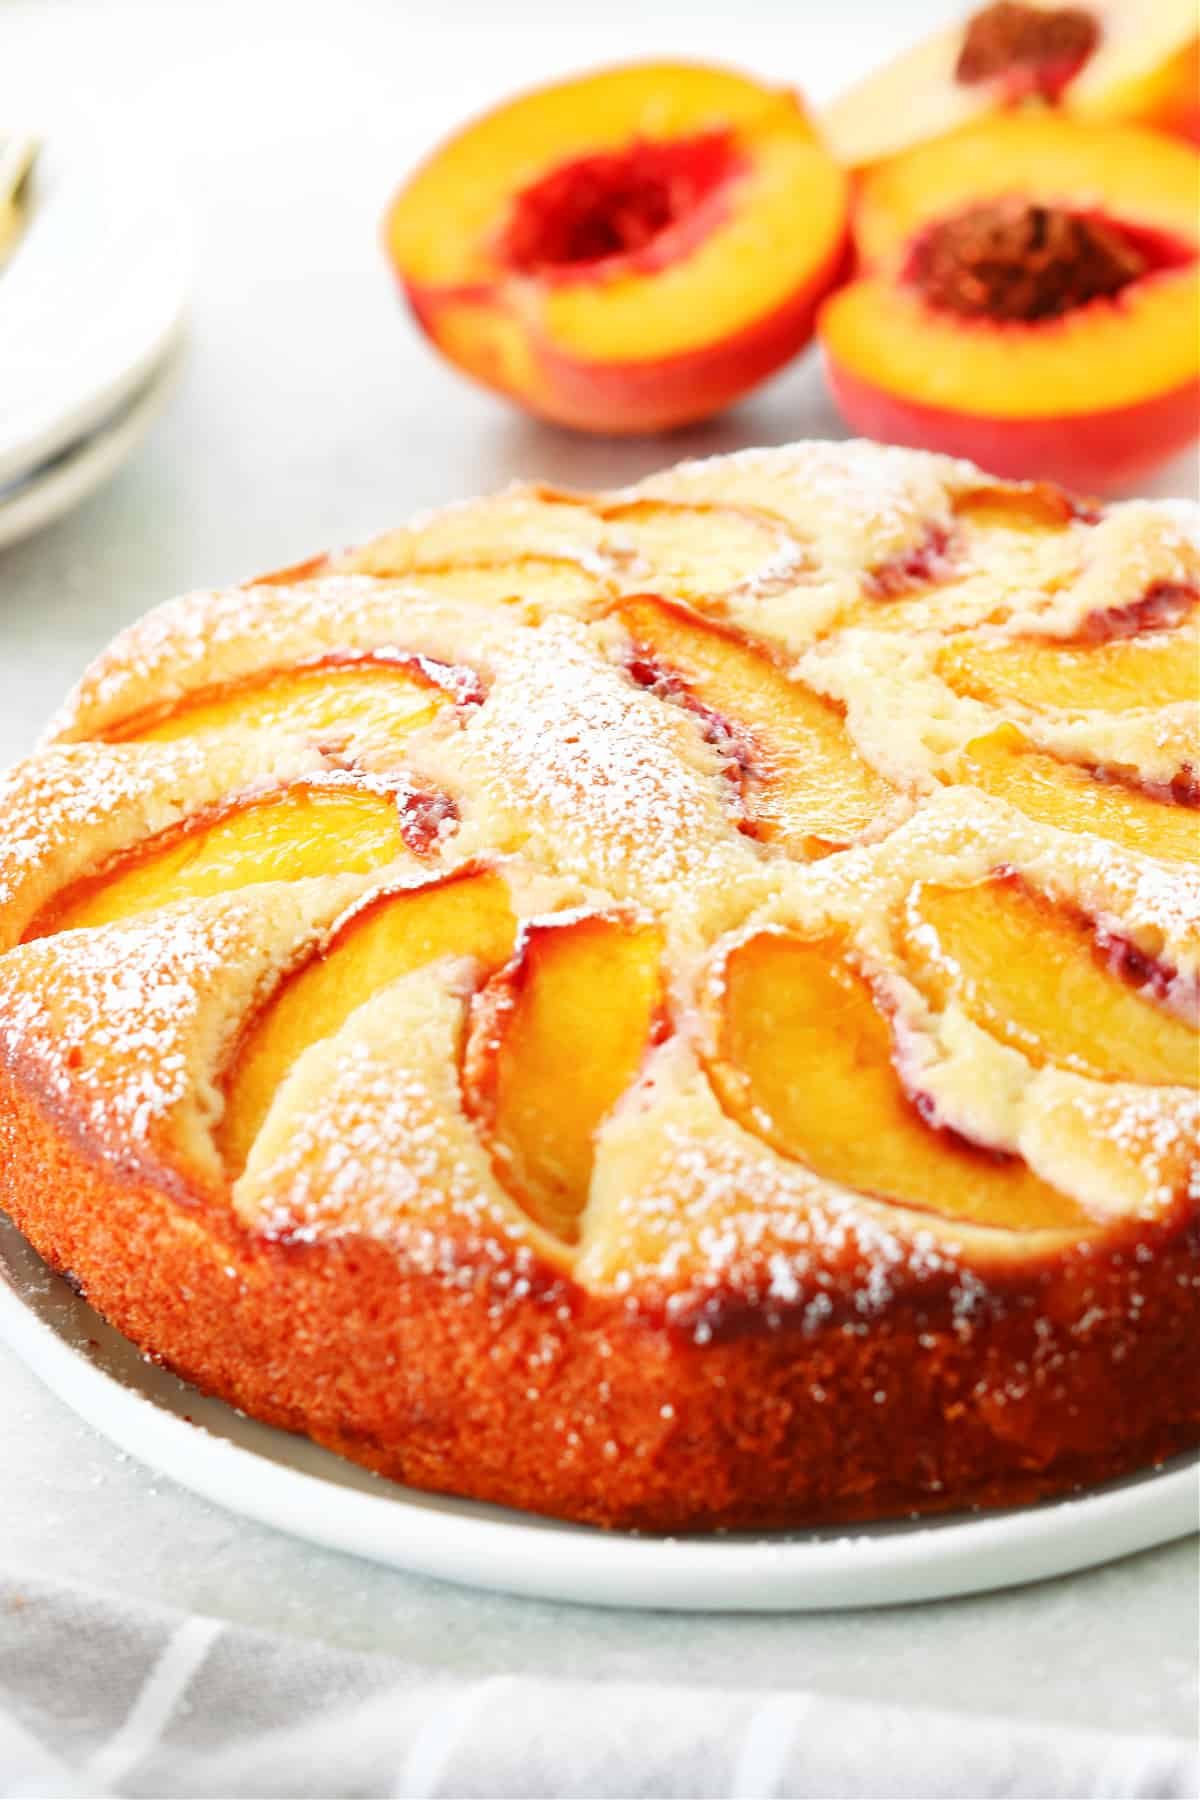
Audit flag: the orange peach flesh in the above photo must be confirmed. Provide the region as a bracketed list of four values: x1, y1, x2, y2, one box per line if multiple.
[938, 621, 1199, 713]
[464, 914, 663, 1243]
[387, 64, 848, 432]
[33, 785, 416, 940]
[820, 116, 1199, 487]
[901, 878, 1198, 1086]
[220, 868, 518, 1178]
[712, 930, 1085, 1231]
[109, 656, 456, 752]
[957, 728, 1200, 863]
[1051, 16, 1200, 141]
[955, 482, 1088, 533]
[616, 595, 894, 856]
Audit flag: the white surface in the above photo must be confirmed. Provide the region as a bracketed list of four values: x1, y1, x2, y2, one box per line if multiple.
[4, 1215, 1195, 1614]
[0, 0, 1196, 1752]
[0, 343, 182, 549]
[0, 121, 189, 488]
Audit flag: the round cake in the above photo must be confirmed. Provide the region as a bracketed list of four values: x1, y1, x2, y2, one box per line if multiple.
[0, 440, 1196, 1530]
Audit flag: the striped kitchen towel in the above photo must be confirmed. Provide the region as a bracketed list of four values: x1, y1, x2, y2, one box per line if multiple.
[1, 1570, 1197, 1800]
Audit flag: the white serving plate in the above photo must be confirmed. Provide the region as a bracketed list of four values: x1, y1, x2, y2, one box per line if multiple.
[0, 121, 189, 489]
[0, 341, 181, 550]
[0, 1213, 1194, 1612]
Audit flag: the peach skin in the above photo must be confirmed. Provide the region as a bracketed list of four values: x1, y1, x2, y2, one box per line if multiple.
[383, 63, 849, 433]
[819, 115, 1199, 490]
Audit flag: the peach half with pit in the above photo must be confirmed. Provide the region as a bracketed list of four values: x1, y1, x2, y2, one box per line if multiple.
[820, 115, 1199, 490]
[384, 63, 849, 433]
[825, 0, 1200, 171]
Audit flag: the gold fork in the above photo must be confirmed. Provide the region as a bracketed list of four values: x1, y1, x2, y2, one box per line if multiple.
[0, 134, 40, 274]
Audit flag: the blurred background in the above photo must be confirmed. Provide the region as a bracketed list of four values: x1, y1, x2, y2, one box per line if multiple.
[1, 0, 1196, 772]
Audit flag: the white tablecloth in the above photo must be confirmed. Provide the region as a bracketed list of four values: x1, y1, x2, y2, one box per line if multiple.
[1, 1, 1197, 1794]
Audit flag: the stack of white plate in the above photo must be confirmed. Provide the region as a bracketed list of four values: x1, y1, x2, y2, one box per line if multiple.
[0, 125, 189, 551]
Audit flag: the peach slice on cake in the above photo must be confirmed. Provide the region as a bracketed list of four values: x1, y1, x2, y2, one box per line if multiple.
[708, 927, 1085, 1230]
[899, 875, 1198, 1086]
[937, 608, 1199, 715]
[106, 652, 480, 755]
[220, 866, 518, 1176]
[384, 63, 848, 433]
[463, 912, 664, 1241]
[614, 594, 895, 856]
[29, 778, 448, 940]
[956, 727, 1199, 862]
[824, 0, 1200, 171]
[820, 115, 1199, 490]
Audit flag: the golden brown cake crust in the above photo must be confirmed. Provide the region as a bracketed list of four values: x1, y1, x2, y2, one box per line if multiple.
[1, 440, 1197, 1530]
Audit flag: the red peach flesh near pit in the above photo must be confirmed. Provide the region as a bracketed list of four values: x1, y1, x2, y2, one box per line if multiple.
[498, 132, 743, 281]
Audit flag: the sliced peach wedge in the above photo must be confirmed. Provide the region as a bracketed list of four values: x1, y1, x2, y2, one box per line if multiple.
[106, 651, 479, 758]
[385, 63, 848, 433]
[956, 727, 1200, 862]
[709, 928, 1085, 1231]
[253, 544, 610, 613]
[899, 876, 1198, 1086]
[463, 912, 664, 1242]
[824, 0, 1200, 171]
[220, 865, 518, 1177]
[614, 595, 895, 857]
[843, 479, 1092, 630]
[938, 609, 1199, 715]
[820, 115, 1199, 490]
[28, 778, 448, 941]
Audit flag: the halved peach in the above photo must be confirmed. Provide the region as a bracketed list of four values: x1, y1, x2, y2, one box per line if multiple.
[31, 779, 439, 940]
[385, 63, 848, 433]
[615, 594, 895, 855]
[938, 612, 1199, 713]
[1081, 32, 1199, 143]
[463, 912, 663, 1241]
[220, 866, 517, 1176]
[820, 115, 1199, 490]
[709, 928, 1084, 1230]
[825, 0, 1200, 170]
[956, 727, 1199, 861]
[900, 876, 1198, 1085]
[107, 652, 477, 753]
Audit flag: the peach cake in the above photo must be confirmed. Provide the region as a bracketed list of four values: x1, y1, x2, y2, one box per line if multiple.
[0, 441, 1196, 1531]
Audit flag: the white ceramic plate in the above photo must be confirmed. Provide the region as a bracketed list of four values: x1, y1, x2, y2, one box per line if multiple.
[0, 122, 189, 488]
[0, 1214, 1194, 1611]
[0, 342, 182, 550]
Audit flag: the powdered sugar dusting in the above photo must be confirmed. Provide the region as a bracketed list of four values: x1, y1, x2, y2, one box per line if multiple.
[462, 617, 766, 915]
[0, 438, 1195, 1336]
[2, 908, 251, 1142]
